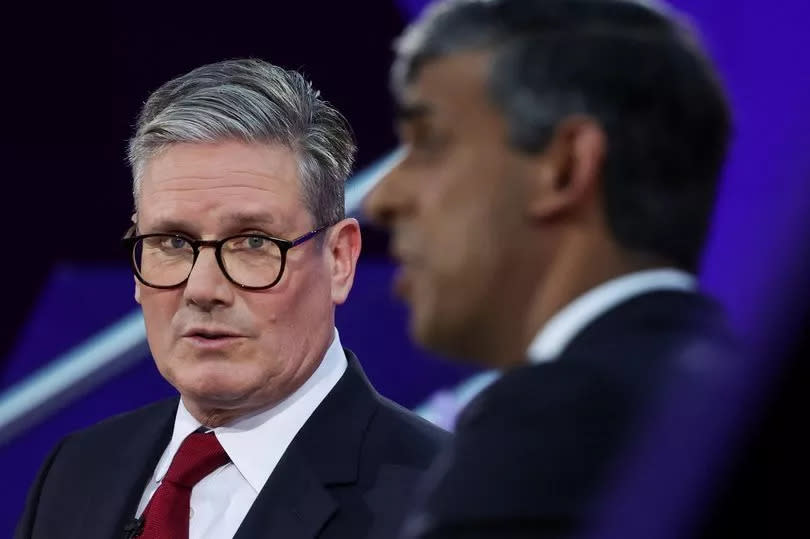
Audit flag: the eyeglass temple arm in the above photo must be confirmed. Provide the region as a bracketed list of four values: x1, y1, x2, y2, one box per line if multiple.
[290, 224, 330, 246]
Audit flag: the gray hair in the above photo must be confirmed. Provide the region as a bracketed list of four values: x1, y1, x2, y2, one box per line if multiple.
[128, 58, 356, 226]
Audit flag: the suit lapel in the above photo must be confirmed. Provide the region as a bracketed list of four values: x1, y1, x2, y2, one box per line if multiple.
[234, 449, 337, 539]
[73, 398, 177, 539]
[234, 350, 379, 539]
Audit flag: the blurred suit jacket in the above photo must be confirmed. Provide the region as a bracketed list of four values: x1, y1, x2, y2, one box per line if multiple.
[401, 290, 740, 539]
[16, 352, 448, 539]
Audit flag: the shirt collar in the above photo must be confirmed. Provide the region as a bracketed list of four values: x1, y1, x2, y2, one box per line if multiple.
[154, 328, 348, 492]
[527, 268, 697, 364]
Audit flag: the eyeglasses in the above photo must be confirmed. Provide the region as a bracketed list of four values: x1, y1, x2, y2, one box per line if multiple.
[122, 224, 331, 290]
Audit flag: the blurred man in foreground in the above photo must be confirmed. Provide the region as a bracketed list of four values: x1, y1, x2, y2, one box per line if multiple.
[365, 0, 740, 536]
[17, 58, 446, 539]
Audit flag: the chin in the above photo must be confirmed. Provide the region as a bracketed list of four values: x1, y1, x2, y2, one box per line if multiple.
[412, 313, 459, 357]
[412, 308, 488, 364]
[172, 364, 258, 404]
[188, 382, 253, 406]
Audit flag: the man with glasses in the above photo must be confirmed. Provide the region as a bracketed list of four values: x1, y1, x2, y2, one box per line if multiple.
[17, 59, 446, 539]
[365, 0, 742, 537]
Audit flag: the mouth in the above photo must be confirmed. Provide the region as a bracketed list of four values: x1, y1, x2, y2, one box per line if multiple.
[390, 244, 418, 269]
[181, 328, 246, 350]
[390, 239, 421, 300]
[393, 263, 414, 301]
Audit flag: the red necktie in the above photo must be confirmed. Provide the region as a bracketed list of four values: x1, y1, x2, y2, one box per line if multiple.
[137, 432, 230, 539]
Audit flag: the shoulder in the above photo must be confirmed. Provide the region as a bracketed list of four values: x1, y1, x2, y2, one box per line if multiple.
[53, 397, 178, 457]
[339, 348, 450, 467]
[299, 349, 449, 474]
[572, 290, 739, 357]
[549, 290, 741, 397]
[29, 398, 178, 501]
[367, 392, 450, 466]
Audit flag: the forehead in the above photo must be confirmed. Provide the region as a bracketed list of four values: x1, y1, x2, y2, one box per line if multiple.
[137, 141, 307, 231]
[399, 51, 498, 125]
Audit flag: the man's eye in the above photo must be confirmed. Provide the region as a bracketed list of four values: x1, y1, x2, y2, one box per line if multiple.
[162, 237, 189, 250]
[411, 130, 449, 154]
[229, 236, 271, 250]
[246, 236, 267, 249]
[414, 132, 440, 148]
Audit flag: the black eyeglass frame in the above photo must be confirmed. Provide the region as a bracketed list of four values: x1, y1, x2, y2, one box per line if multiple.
[122, 224, 331, 290]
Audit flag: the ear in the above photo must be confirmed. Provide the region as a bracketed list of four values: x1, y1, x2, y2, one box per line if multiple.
[326, 218, 362, 305]
[131, 213, 141, 304]
[524, 116, 606, 220]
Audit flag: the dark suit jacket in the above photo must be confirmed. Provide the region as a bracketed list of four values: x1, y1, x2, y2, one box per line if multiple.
[402, 290, 741, 539]
[16, 351, 448, 539]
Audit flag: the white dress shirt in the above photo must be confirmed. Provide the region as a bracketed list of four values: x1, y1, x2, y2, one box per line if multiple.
[528, 268, 697, 364]
[135, 328, 348, 539]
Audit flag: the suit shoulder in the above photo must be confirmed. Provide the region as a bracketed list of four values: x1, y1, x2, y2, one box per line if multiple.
[340, 349, 449, 465]
[63, 397, 178, 446]
[366, 394, 450, 466]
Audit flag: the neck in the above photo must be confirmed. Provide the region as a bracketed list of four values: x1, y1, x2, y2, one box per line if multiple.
[520, 232, 672, 363]
[191, 407, 247, 429]
[183, 324, 335, 428]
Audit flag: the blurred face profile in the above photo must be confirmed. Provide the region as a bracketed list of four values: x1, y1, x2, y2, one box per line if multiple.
[365, 52, 533, 359]
[135, 141, 338, 421]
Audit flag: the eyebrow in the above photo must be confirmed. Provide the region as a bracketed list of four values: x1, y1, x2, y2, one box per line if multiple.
[140, 218, 194, 234]
[395, 102, 434, 122]
[218, 212, 276, 228]
[144, 212, 278, 235]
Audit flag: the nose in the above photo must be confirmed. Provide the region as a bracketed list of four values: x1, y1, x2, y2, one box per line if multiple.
[363, 150, 412, 229]
[182, 246, 235, 311]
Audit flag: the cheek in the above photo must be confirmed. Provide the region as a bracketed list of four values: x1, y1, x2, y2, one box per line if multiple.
[139, 292, 181, 349]
[424, 188, 500, 277]
[423, 150, 505, 240]
[248, 268, 332, 337]
[140, 290, 178, 318]
[417, 166, 515, 311]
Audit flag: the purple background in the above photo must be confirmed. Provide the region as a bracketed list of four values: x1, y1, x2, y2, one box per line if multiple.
[2, 0, 808, 535]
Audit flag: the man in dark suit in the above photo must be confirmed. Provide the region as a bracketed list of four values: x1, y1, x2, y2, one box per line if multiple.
[364, 0, 739, 536]
[17, 58, 446, 539]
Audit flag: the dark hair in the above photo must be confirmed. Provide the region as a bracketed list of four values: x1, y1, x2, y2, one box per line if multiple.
[394, 0, 732, 270]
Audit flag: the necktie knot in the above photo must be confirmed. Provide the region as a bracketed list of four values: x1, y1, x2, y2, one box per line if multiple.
[163, 432, 229, 488]
[137, 432, 229, 538]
